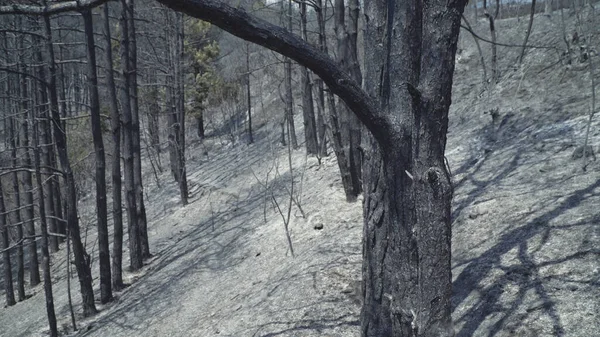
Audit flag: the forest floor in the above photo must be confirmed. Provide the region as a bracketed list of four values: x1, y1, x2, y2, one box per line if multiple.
[1, 7, 599, 337]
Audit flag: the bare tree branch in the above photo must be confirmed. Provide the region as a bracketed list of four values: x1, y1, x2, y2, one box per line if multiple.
[155, 0, 388, 141]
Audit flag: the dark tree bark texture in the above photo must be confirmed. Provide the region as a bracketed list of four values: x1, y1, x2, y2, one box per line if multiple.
[102, 3, 125, 290]
[32, 102, 58, 337]
[119, 0, 143, 271]
[82, 8, 112, 304]
[0, 182, 16, 307]
[300, 2, 318, 154]
[42, 12, 97, 317]
[17, 38, 40, 287]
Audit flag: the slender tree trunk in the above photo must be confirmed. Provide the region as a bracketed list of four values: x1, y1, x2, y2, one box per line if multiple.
[148, 72, 161, 154]
[10, 120, 26, 301]
[284, 0, 298, 149]
[559, 5, 572, 65]
[32, 102, 58, 337]
[53, 28, 67, 240]
[5, 32, 26, 300]
[462, 15, 488, 85]
[246, 42, 254, 144]
[82, 8, 112, 303]
[326, 92, 357, 201]
[495, 0, 501, 18]
[124, 0, 150, 259]
[486, 13, 498, 84]
[196, 114, 205, 139]
[300, 2, 318, 154]
[520, 0, 537, 64]
[32, 33, 58, 253]
[42, 11, 97, 317]
[335, 0, 363, 198]
[102, 3, 125, 291]
[167, 83, 180, 182]
[176, 12, 188, 205]
[545, 0, 552, 14]
[0, 182, 16, 307]
[315, 0, 328, 157]
[17, 28, 40, 286]
[120, 0, 142, 271]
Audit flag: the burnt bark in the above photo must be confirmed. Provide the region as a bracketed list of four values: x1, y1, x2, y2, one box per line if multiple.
[5, 34, 26, 301]
[175, 12, 188, 205]
[360, 0, 461, 335]
[17, 35, 40, 287]
[32, 99, 58, 337]
[485, 13, 498, 83]
[82, 8, 112, 303]
[246, 42, 254, 144]
[334, 0, 362, 199]
[42, 11, 97, 316]
[125, 0, 151, 258]
[300, 2, 318, 154]
[283, 0, 298, 149]
[119, 0, 142, 271]
[148, 76, 161, 154]
[32, 32, 58, 253]
[314, 0, 328, 157]
[0, 181, 16, 307]
[102, 3, 125, 291]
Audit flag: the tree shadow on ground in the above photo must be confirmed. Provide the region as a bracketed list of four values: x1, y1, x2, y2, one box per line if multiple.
[450, 108, 600, 336]
[452, 177, 600, 337]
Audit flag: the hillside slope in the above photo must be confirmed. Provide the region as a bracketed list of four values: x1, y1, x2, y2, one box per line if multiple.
[1, 8, 599, 337]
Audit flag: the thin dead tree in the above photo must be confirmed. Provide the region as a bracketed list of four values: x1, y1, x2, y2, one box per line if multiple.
[42, 10, 97, 316]
[520, 0, 537, 64]
[81, 8, 112, 303]
[102, 2, 125, 290]
[485, 12, 498, 83]
[0, 180, 16, 307]
[32, 94, 58, 337]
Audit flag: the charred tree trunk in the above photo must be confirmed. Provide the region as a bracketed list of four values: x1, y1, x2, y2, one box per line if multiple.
[32, 33, 58, 253]
[119, 0, 142, 271]
[176, 12, 188, 205]
[17, 32, 40, 286]
[0, 182, 15, 307]
[42, 12, 97, 317]
[5, 34, 26, 301]
[102, 3, 125, 291]
[32, 100, 58, 337]
[246, 42, 254, 144]
[196, 110, 205, 139]
[167, 86, 180, 182]
[495, 0, 501, 19]
[314, 0, 328, 157]
[53, 29, 66, 241]
[300, 2, 318, 155]
[148, 74, 161, 154]
[284, 0, 298, 149]
[485, 13, 498, 83]
[346, 0, 363, 192]
[360, 0, 461, 335]
[334, 0, 362, 199]
[82, 8, 112, 303]
[520, 0, 537, 64]
[125, 0, 151, 259]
